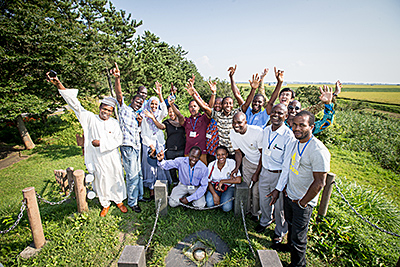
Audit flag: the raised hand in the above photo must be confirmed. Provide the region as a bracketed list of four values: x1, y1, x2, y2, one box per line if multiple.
[185, 76, 196, 96]
[260, 68, 269, 79]
[154, 81, 162, 95]
[249, 73, 261, 89]
[334, 80, 342, 96]
[171, 82, 177, 95]
[136, 114, 143, 125]
[167, 95, 175, 106]
[319, 85, 334, 104]
[274, 67, 284, 83]
[110, 62, 120, 78]
[143, 109, 156, 120]
[207, 79, 217, 94]
[227, 64, 237, 78]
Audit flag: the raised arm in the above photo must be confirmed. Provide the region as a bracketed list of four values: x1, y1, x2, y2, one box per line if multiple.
[242, 73, 260, 113]
[186, 76, 212, 117]
[228, 65, 245, 106]
[154, 81, 164, 103]
[258, 68, 270, 108]
[266, 67, 284, 115]
[207, 79, 217, 108]
[168, 96, 185, 126]
[110, 62, 123, 106]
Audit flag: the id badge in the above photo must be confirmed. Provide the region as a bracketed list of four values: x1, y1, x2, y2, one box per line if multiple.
[206, 133, 212, 139]
[265, 149, 272, 156]
[189, 131, 197, 138]
[188, 185, 195, 190]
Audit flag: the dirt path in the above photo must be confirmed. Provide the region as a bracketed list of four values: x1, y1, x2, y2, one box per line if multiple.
[0, 145, 30, 170]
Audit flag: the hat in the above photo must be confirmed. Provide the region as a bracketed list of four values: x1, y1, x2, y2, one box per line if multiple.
[101, 97, 117, 108]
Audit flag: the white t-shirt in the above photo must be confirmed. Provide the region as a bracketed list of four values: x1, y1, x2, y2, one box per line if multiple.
[207, 158, 241, 187]
[230, 125, 263, 165]
[286, 137, 331, 207]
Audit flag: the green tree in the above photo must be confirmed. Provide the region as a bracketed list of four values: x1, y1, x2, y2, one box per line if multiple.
[0, 0, 141, 148]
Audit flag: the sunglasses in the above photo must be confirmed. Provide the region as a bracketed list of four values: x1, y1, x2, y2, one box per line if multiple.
[288, 105, 301, 111]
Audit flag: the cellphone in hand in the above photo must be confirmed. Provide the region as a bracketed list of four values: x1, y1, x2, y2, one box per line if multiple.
[49, 70, 57, 78]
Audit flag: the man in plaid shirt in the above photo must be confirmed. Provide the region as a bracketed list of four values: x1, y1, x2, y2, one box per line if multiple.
[111, 63, 149, 213]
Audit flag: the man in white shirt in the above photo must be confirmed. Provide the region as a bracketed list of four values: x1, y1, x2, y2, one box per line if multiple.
[230, 112, 263, 220]
[269, 110, 330, 267]
[47, 72, 128, 217]
[254, 104, 295, 246]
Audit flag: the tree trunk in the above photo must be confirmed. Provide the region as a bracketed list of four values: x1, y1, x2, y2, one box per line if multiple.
[16, 115, 35, 150]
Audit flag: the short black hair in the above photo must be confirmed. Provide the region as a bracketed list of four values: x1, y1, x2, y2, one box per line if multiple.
[136, 86, 147, 93]
[296, 110, 315, 126]
[189, 146, 202, 155]
[279, 88, 295, 99]
[188, 99, 197, 107]
[222, 96, 233, 104]
[215, 145, 229, 155]
[254, 93, 265, 102]
[132, 94, 144, 102]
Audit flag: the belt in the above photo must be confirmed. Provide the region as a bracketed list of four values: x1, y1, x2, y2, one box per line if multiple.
[268, 169, 282, 173]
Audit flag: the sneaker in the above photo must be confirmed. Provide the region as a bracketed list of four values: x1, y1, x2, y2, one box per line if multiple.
[272, 233, 283, 244]
[255, 224, 266, 233]
[100, 206, 110, 217]
[131, 205, 142, 213]
[117, 203, 128, 213]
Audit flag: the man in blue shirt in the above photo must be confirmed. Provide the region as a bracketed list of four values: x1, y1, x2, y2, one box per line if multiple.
[157, 146, 209, 208]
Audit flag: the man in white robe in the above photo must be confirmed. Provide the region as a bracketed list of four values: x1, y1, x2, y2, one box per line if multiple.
[47, 72, 128, 217]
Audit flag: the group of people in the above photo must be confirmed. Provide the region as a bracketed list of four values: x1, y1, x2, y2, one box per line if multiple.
[47, 63, 341, 267]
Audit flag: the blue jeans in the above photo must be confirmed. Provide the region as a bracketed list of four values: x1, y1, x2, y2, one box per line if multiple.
[120, 146, 143, 207]
[284, 195, 314, 267]
[206, 186, 235, 212]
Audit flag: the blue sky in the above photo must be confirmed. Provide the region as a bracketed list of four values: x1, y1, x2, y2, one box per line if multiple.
[112, 0, 400, 84]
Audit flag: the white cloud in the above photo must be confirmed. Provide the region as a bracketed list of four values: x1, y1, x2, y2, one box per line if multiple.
[199, 55, 214, 69]
[291, 60, 306, 67]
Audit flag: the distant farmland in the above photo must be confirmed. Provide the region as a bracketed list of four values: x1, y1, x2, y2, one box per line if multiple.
[236, 83, 400, 105]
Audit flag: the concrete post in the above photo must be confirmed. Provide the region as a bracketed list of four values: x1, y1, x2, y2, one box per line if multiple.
[234, 181, 249, 217]
[22, 187, 45, 249]
[154, 180, 168, 216]
[318, 173, 336, 217]
[256, 250, 283, 267]
[118, 245, 146, 267]
[73, 169, 88, 213]
[66, 167, 74, 194]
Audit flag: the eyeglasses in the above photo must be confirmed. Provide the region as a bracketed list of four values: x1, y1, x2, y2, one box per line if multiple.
[288, 105, 301, 111]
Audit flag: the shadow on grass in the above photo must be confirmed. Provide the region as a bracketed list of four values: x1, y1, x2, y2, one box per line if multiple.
[34, 145, 82, 160]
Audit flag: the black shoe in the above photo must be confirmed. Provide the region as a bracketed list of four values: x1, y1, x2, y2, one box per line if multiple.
[131, 205, 142, 213]
[138, 197, 151, 203]
[250, 215, 259, 222]
[255, 224, 266, 233]
[272, 243, 290, 252]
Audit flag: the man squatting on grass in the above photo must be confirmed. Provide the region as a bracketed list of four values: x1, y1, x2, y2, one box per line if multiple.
[268, 111, 331, 267]
[157, 146, 209, 208]
[47, 72, 129, 217]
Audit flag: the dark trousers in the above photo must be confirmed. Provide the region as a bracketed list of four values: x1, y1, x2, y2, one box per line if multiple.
[165, 150, 184, 183]
[284, 195, 313, 267]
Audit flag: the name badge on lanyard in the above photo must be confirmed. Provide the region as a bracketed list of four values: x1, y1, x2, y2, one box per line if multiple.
[265, 131, 278, 157]
[206, 133, 212, 139]
[190, 116, 199, 138]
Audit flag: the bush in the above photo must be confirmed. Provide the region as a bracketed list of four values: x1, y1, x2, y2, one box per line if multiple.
[319, 109, 400, 173]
